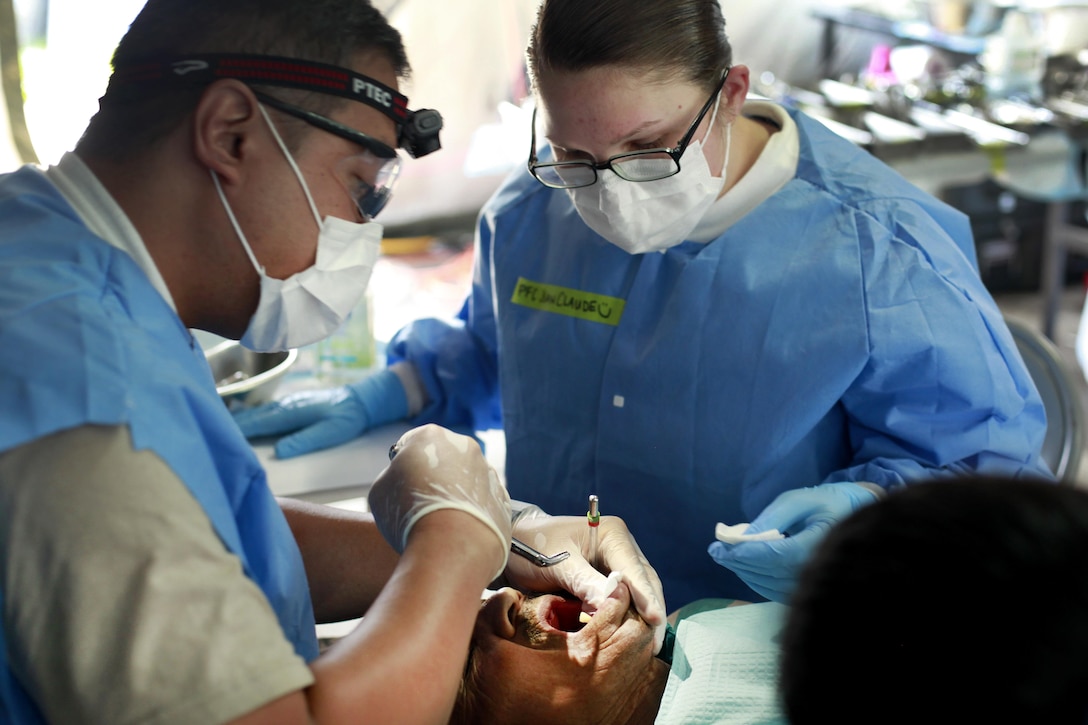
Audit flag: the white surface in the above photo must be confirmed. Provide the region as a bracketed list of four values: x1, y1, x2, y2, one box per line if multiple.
[258, 422, 507, 500]
[257, 422, 412, 498]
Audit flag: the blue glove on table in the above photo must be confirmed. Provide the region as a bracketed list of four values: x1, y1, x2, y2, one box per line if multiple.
[232, 368, 409, 459]
[708, 481, 880, 603]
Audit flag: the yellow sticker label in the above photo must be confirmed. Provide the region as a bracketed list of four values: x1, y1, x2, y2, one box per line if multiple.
[511, 277, 625, 326]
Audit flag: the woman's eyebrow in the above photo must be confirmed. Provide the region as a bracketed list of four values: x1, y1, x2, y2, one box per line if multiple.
[548, 117, 668, 155]
[605, 118, 661, 146]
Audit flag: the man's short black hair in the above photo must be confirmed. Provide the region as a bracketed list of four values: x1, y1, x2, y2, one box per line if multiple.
[77, 0, 409, 158]
[781, 476, 1088, 725]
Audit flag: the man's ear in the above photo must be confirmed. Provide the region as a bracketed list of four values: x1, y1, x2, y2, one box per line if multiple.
[192, 79, 263, 186]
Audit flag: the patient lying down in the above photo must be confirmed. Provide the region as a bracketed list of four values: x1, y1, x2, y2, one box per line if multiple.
[450, 583, 787, 725]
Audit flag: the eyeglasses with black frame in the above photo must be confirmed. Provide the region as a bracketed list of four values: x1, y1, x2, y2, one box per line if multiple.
[527, 68, 730, 190]
[254, 90, 402, 220]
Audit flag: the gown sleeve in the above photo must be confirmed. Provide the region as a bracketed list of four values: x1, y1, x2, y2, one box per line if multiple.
[386, 208, 503, 433]
[823, 201, 1053, 488]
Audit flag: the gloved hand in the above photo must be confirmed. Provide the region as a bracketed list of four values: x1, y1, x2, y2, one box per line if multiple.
[232, 368, 408, 459]
[708, 481, 880, 603]
[505, 506, 668, 653]
[368, 424, 512, 580]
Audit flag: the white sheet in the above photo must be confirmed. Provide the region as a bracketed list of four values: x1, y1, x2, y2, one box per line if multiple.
[656, 600, 788, 725]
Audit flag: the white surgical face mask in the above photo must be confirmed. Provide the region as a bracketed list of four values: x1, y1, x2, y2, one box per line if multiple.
[212, 105, 383, 352]
[568, 95, 731, 254]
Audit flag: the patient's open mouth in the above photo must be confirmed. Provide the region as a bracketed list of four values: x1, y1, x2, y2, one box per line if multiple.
[546, 597, 588, 632]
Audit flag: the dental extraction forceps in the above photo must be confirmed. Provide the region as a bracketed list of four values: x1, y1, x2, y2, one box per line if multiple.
[389, 441, 570, 567]
[510, 537, 570, 567]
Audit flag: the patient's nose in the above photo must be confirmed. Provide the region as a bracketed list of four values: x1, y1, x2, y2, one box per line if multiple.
[480, 587, 522, 639]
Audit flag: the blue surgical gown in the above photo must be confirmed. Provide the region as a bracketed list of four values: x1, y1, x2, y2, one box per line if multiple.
[0, 167, 318, 722]
[389, 107, 1051, 608]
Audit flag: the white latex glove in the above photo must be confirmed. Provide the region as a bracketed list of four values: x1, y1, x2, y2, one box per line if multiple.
[368, 425, 512, 579]
[505, 507, 668, 653]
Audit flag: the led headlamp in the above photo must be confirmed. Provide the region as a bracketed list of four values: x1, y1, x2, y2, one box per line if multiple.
[107, 54, 443, 158]
[400, 107, 443, 158]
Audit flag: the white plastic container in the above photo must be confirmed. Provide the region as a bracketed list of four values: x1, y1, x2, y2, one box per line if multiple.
[981, 9, 1047, 100]
[314, 290, 379, 384]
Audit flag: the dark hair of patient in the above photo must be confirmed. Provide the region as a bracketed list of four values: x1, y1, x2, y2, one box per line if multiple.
[780, 476, 1088, 725]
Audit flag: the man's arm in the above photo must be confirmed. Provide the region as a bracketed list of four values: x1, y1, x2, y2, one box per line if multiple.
[304, 509, 499, 722]
[229, 509, 498, 724]
[277, 497, 399, 624]
[2, 423, 503, 724]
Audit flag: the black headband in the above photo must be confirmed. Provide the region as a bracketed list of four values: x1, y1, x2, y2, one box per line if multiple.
[107, 53, 442, 157]
[109, 53, 408, 122]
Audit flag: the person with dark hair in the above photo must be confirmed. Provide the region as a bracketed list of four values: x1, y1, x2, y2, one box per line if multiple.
[781, 477, 1088, 724]
[234, 0, 1051, 614]
[0, 1, 663, 722]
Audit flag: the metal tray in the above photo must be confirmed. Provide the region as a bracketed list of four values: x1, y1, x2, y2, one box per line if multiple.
[205, 340, 298, 407]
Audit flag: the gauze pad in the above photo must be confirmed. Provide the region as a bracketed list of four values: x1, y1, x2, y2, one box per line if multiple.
[714, 522, 785, 544]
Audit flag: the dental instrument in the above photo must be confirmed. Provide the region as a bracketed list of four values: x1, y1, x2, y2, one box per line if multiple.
[588, 494, 600, 569]
[510, 537, 571, 567]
